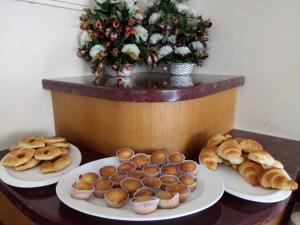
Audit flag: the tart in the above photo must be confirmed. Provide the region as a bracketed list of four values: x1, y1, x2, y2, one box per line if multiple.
[104, 188, 129, 208]
[110, 173, 126, 186]
[71, 182, 94, 200]
[126, 170, 145, 180]
[94, 179, 113, 198]
[141, 176, 161, 191]
[118, 161, 136, 174]
[132, 153, 149, 169]
[160, 164, 179, 176]
[134, 187, 157, 198]
[166, 184, 190, 202]
[99, 165, 117, 178]
[156, 191, 179, 209]
[150, 150, 168, 165]
[159, 175, 179, 190]
[168, 152, 185, 164]
[142, 165, 159, 177]
[121, 178, 142, 195]
[79, 172, 99, 183]
[179, 160, 198, 176]
[179, 175, 197, 192]
[131, 196, 160, 215]
[116, 147, 134, 162]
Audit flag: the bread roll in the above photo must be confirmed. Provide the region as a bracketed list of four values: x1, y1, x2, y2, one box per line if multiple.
[238, 160, 263, 186]
[216, 139, 244, 165]
[239, 139, 263, 153]
[199, 146, 222, 170]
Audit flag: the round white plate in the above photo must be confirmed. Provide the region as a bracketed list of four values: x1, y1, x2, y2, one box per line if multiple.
[56, 157, 224, 221]
[0, 144, 82, 188]
[213, 164, 292, 203]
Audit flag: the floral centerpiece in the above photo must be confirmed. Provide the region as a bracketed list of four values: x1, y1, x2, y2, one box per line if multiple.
[144, 0, 212, 75]
[77, 0, 148, 77]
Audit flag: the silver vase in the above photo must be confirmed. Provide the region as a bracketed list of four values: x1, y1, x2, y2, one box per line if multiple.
[169, 75, 193, 87]
[169, 63, 195, 76]
[105, 65, 134, 77]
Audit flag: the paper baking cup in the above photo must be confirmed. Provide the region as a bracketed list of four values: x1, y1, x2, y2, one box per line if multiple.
[116, 148, 135, 163]
[131, 197, 160, 215]
[166, 184, 190, 203]
[159, 175, 179, 191]
[104, 191, 129, 208]
[158, 192, 180, 209]
[71, 186, 95, 200]
[179, 160, 199, 176]
[178, 175, 197, 192]
[132, 153, 150, 169]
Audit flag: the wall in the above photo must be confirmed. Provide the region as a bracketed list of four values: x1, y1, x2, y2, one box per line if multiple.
[0, 0, 300, 149]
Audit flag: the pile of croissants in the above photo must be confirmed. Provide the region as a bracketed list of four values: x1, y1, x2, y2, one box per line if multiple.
[199, 133, 298, 191]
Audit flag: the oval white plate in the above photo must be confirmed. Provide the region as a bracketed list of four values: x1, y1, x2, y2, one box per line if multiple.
[213, 164, 292, 203]
[0, 144, 82, 188]
[56, 157, 224, 221]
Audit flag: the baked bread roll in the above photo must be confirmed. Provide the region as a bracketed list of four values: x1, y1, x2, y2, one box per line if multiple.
[34, 146, 63, 161]
[1, 148, 35, 167]
[40, 155, 72, 173]
[199, 146, 222, 170]
[217, 139, 244, 165]
[248, 150, 283, 169]
[238, 160, 263, 186]
[48, 142, 70, 148]
[239, 139, 263, 153]
[15, 158, 40, 171]
[19, 136, 45, 149]
[206, 134, 225, 147]
[9, 144, 21, 151]
[45, 136, 66, 144]
[259, 168, 298, 190]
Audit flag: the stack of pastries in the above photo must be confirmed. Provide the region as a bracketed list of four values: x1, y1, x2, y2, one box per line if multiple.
[1, 136, 72, 173]
[71, 148, 199, 215]
[199, 133, 298, 191]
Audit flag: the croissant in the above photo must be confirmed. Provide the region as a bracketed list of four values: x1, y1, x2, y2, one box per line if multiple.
[259, 168, 298, 190]
[199, 146, 222, 170]
[216, 139, 244, 165]
[239, 139, 263, 153]
[206, 134, 225, 147]
[238, 160, 263, 186]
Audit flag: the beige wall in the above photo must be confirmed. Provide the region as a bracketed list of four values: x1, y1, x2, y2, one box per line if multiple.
[0, 0, 300, 149]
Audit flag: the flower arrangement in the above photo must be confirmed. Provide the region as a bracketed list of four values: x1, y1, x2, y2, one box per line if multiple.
[77, 0, 148, 77]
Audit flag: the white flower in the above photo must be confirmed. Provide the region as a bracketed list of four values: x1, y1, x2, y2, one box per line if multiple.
[150, 33, 164, 45]
[105, 28, 111, 37]
[110, 0, 122, 3]
[165, 35, 176, 44]
[96, 0, 106, 3]
[175, 3, 190, 14]
[189, 8, 197, 17]
[149, 12, 161, 24]
[134, 25, 148, 42]
[191, 41, 204, 51]
[134, 13, 144, 20]
[147, 0, 160, 7]
[79, 31, 92, 48]
[158, 45, 173, 59]
[124, 0, 135, 9]
[121, 44, 140, 60]
[89, 44, 106, 58]
[175, 46, 191, 56]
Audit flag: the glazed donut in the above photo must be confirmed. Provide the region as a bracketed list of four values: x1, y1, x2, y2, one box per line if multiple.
[34, 146, 63, 161]
[15, 158, 40, 171]
[19, 136, 45, 148]
[48, 142, 70, 148]
[40, 155, 72, 173]
[1, 148, 35, 167]
[45, 136, 66, 144]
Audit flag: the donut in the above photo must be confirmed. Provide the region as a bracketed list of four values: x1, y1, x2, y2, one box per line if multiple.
[45, 136, 66, 144]
[1, 148, 35, 167]
[19, 136, 45, 148]
[40, 155, 72, 173]
[34, 146, 63, 161]
[15, 158, 40, 171]
[48, 142, 70, 148]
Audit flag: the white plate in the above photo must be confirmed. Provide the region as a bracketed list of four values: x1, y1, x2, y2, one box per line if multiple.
[213, 164, 292, 203]
[56, 157, 224, 221]
[0, 144, 82, 188]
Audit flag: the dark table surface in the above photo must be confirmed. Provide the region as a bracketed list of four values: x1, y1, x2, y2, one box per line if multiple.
[0, 130, 299, 225]
[42, 73, 244, 102]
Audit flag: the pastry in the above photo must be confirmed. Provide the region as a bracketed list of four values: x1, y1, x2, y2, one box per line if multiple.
[15, 158, 40, 171]
[141, 176, 161, 190]
[216, 139, 244, 165]
[94, 179, 113, 197]
[110, 173, 126, 186]
[150, 150, 168, 165]
[9, 144, 22, 151]
[239, 139, 263, 153]
[166, 184, 189, 202]
[45, 136, 66, 144]
[60, 148, 69, 155]
[40, 154, 71, 173]
[134, 187, 157, 198]
[131, 196, 160, 215]
[118, 161, 136, 173]
[126, 170, 145, 180]
[48, 142, 70, 148]
[259, 168, 298, 190]
[71, 182, 94, 200]
[79, 172, 99, 183]
[206, 134, 225, 146]
[238, 160, 263, 186]
[99, 165, 117, 178]
[199, 145, 222, 170]
[1, 148, 35, 167]
[156, 192, 179, 209]
[19, 136, 45, 149]
[179, 160, 198, 176]
[121, 178, 142, 195]
[34, 146, 63, 161]
[179, 175, 197, 191]
[132, 153, 149, 169]
[160, 175, 178, 190]
[116, 147, 134, 162]
[104, 188, 129, 208]
[248, 150, 275, 167]
[168, 152, 185, 164]
[160, 164, 179, 176]
[142, 165, 159, 176]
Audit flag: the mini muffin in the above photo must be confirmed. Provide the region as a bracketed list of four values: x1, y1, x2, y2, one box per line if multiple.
[110, 173, 126, 187]
[79, 172, 99, 183]
[160, 164, 179, 176]
[131, 196, 160, 215]
[179, 175, 197, 192]
[156, 192, 180, 209]
[116, 147, 134, 162]
[150, 150, 168, 165]
[126, 170, 145, 180]
[99, 165, 117, 178]
[94, 179, 113, 198]
[104, 188, 129, 208]
[118, 161, 136, 174]
[179, 160, 198, 176]
[134, 187, 157, 198]
[142, 165, 159, 177]
[132, 153, 149, 169]
[121, 178, 142, 196]
[168, 152, 185, 164]
[71, 182, 94, 200]
[159, 175, 179, 190]
[141, 176, 161, 191]
[166, 184, 190, 202]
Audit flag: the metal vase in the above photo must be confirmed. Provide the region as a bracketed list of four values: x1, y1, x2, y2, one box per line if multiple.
[169, 63, 195, 76]
[105, 65, 134, 77]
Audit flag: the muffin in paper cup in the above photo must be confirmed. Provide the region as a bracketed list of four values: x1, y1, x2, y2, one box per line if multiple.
[160, 163, 179, 176]
[94, 179, 113, 198]
[126, 170, 146, 180]
[99, 165, 117, 178]
[109, 173, 126, 187]
[79, 172, 99, 184]
[131, 196, 160, 215]
[166, 184, 190, 203]
[132, 153, 150, 169]
[142, 165, 160, 177]
[150, 150, 169, 166]
[141, 176, 161, 192]
[159, 175, 179, 191]
[133, 187, 157, 198]
[179, 174, 197, 192]
[120, 178, 142, 196]
[179, 160, 199, 176]
[71, 182, 94, 200]
[118, 161, 137, 174]
[116, 147, 135, 162]
[104, 188, 129, 208]
[168, 152, 185, 164]
[156, 192, 180, 209]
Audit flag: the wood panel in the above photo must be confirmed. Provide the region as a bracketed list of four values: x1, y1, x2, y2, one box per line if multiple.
[51, 88, 237, 157]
